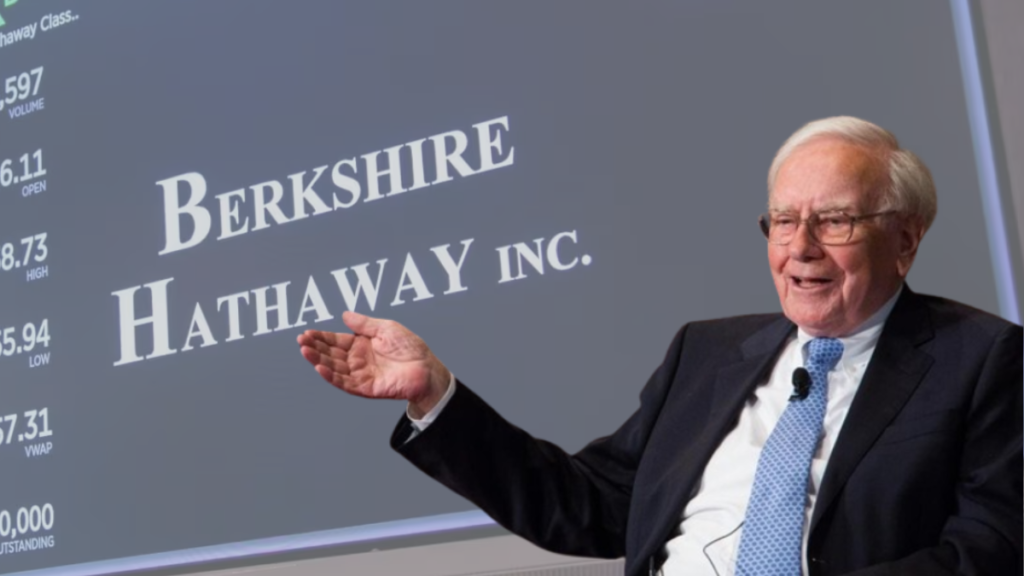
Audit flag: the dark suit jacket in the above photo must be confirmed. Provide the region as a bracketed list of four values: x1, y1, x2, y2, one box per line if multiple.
[392, 288, 1022, 575]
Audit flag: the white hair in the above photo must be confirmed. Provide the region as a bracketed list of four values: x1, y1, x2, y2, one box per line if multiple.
[767, 116, 938, 231]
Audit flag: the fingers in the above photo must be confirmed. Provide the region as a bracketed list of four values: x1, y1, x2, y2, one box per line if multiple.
[314, 365, 356, 393]
[296, 330, 355, 350]
[314, 365, 379, 399]
[301, 337, 349, 362]
[300, 345, 351, 375]
[297, 330, 359, 373]
[342, 310, 386, 338]
[295, 323, 388, 399]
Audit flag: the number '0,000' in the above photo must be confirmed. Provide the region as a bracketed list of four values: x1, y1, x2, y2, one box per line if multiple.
[0, 504, 55, 538]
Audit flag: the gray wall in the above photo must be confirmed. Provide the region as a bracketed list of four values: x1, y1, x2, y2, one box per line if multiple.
[980, 0, 1024, 312]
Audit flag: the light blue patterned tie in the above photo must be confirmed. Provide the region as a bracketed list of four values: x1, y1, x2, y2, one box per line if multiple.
[735, 337, 844, 576]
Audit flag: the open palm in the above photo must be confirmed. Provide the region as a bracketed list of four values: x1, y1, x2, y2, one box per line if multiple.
[297, 311, 450, 414]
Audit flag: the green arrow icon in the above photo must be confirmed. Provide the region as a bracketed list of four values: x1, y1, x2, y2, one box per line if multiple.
[0, 0, 19, 28]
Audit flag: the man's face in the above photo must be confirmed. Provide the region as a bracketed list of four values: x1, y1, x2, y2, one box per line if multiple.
[768, 138, 917, 337]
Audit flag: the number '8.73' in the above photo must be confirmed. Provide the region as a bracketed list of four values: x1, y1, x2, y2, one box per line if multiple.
[0, 233, 46, 272]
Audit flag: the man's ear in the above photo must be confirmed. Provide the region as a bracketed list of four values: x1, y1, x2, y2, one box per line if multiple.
[896, 218, 924, 278]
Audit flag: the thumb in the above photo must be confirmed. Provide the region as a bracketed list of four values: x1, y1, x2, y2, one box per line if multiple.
[342, 310, 384, 337]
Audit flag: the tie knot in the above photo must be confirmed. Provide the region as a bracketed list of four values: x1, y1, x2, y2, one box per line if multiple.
[808, 337, 844, 371]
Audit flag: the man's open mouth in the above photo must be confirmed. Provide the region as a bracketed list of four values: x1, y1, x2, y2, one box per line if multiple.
[792, 276, 833, 287]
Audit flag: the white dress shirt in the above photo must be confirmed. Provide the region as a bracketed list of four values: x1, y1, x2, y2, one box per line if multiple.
[409, 289, 901, 575]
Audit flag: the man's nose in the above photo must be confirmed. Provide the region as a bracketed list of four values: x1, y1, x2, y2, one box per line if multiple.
[788, 220, 824, 261]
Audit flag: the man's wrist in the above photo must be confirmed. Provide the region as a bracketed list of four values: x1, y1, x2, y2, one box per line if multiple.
[409, 363, 449, 417]
[408, 372, 456, 428]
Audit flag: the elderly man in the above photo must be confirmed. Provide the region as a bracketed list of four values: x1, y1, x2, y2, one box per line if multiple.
[297, 117, 1022, 575]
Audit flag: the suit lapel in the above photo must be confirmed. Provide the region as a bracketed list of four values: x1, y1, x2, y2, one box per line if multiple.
[703, 323, 797, 452]
[635, 316, 795, 570]
[810, 287, 936, 531]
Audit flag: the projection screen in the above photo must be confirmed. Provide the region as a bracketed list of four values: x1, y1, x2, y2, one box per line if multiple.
[0, 1, 1010, 575]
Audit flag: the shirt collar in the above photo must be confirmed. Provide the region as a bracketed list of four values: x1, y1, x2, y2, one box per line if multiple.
[796, 285, 903, 369]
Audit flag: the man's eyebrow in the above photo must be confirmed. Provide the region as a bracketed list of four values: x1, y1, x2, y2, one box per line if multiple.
[815, 204, 857, 213]
[768, 204, 856, 213]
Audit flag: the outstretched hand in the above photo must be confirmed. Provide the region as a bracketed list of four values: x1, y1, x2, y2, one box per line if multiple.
[297, 311, 452, 418]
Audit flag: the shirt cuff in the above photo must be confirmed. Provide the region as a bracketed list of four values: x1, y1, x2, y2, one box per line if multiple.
[407, 372, 457, 432]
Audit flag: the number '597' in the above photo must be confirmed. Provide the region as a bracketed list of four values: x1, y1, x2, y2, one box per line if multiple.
[0, 67, 43, 112]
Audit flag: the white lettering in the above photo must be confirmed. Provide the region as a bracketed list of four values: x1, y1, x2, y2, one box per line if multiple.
[216, 291, 251, 342]
[250, 180, 290, 231]
[215, 188, 249, 240]
[473, 116, 515, 173]
[512, 239, 545, 278]
[547, 230, 579, 271]
[157, 174, 211, 255]
[112, 278, 177, 366]
[430, 239, 474, 295]
[289, 166, 332, 220]
[331, 260, 388, 312]
[330, 158, 362, 209]
[151, 117, 513, 255]
[252, 282, 293, 336]
[391, 254, 434, 306]
[496, 245, 515, 284]
[181, 303, 217, 351]
[495, 238, 545, 282]
[363, 144, 407, 201]
[430, 130, 476, 184]
[405, 138, 431, 191]
[293, 276, 334, 327]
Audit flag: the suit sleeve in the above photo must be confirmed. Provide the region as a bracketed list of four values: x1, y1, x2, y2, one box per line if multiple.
[845, 324, 1023, 576]
[390, 325, 689, 559]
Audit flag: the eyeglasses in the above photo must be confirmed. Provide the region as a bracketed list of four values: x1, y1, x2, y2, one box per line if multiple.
[758, 210, 896, 246]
